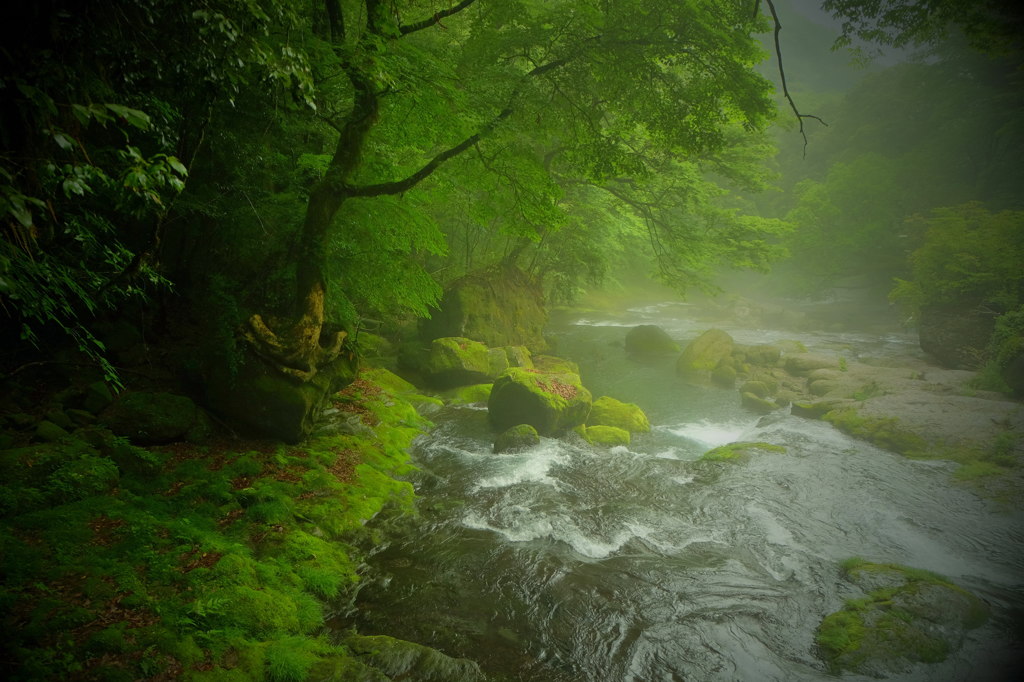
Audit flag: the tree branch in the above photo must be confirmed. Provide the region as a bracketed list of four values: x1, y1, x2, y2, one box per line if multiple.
[763, 0, 828, 156]
[399, 0, 479, 35]
[343, 54, 579, 198]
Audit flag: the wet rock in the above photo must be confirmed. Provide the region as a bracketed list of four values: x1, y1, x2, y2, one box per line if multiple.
[587, 396, 650, 433]
[488, 367, 592, 436]
[624, 324, 680, 356]
[711, 364, 737, 387]
[423, 337, 492, 388]
[677, 329, 734, 377]
[784, 353, 838, 375]
[817, 559, 988, 676]
[493, 423, 540, 453]
[582, 424, 630, 447]
[741, 392, 778, 415]
[420, 264, 548, 352]
[740, 380, 770, 398]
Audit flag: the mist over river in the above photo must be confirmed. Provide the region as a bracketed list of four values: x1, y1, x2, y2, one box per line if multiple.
[341, 302, 1024, 681]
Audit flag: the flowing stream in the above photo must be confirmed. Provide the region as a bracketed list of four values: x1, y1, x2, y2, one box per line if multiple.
[341, 302, 1023, 681]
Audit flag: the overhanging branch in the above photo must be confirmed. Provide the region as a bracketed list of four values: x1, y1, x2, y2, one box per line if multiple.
[399, 0, 479, 35]
[763, 0, 828, 156]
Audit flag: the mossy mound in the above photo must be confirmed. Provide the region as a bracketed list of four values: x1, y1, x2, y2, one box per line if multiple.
[676, 329, 734, 377]
[488, 367, 592, 436]
[587, 396, 650, 433]
[741, 391, 780, 415]
[816, 558, 988, 676]
[824, 408, 928, 456]
[581, 424, 631, 447]
[532, 354, 580, 375]
[0, 367, 438, 680]
[419, 264, 548, 352]
[422, 337, 492, 388]
[444, 383, 493, 406]
[624, 325, 680, 356]
[493, 423, 541, 453]
[100, 391, 213, 445]
[700, 442, 786, 462]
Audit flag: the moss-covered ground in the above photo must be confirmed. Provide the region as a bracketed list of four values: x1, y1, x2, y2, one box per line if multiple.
[0, 368, 439, 680]
[699, 442, 786, 462]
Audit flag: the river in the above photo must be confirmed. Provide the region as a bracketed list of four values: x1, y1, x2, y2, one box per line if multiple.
[342, 302, 1023, 681]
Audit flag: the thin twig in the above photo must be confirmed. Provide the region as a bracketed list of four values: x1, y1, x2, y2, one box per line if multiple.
[763, 0, 828, 157]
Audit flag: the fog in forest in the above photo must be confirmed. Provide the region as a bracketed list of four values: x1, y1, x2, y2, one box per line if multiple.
[1, 1, 1022, 680]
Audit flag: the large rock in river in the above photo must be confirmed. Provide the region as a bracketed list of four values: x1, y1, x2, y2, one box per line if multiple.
[587, 396, 650, 433]
[624, 325, 679, 356]
[488, 367, 592, 435]
[422, 337, 492, 388]
[420, 264, 548, 351]
[676, 329, 734, 377]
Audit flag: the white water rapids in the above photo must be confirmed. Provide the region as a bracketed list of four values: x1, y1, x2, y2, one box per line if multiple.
[343, 303, 1023, 681]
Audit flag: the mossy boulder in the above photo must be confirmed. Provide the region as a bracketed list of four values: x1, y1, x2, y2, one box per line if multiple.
[739, 380, 770, 398]
[587, 396, 650, 433]
[784, 353, 838, 376]
[791, 400, 842, 419]
[581, 424, 631, 447]
[624, 325, 680, 356]
[711, 364, 737, 388]
[488, 367, 592, 436]
[420, 264, 548, 352]
[100, 391, 213, 444]
[741, 392, 779, 415]
[422, 337, 492, 388]
[532, 354, 579, 375]
[444, 383, 493, 406]
[735, 343, 781, 366]
[816, 559, 988, 676]
[676, 329, 734, 377]
[493, 423, 541, 453]
[205, 348, 357, 443]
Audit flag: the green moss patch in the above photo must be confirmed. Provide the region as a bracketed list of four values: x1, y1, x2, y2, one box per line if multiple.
[0, 367, 432, 680]
[823, 408, 929, 457]
[587, 396, 650, 433]
[581, 425, 631, 447]
[700, 442, 786, 462]
[816, 558, 988, 675]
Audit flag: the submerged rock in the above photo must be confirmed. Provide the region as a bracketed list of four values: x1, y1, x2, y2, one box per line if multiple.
[488, 367, 592, 436]
[816, 559, 988, 676]
[624, 324, 680, 356]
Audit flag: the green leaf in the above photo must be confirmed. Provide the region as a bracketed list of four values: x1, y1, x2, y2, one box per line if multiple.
[167, 157, 188, 176]
[104, 103, 151, 130]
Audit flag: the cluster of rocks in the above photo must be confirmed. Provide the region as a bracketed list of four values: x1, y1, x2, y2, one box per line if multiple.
[411, 335, 651, 454]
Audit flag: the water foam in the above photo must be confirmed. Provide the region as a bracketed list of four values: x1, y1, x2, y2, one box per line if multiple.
[663, 418, 758, 449]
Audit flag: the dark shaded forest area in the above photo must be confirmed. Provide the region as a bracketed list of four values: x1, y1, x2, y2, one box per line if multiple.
[2, 1, 1023, 680]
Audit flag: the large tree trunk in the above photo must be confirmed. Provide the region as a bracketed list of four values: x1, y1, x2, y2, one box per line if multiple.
[209, 67, 380, 442]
